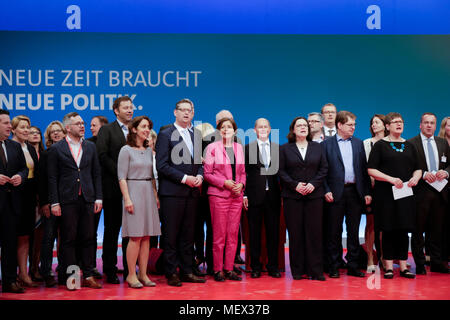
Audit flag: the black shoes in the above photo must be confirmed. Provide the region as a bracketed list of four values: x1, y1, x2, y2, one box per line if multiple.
[347, 268, 365, 278]
[192, 265, 207, 277]
[105, 273, 120, 284]
[225, 270, 242, 281]
[214, 271, 225, 282]
[2, 282, 25, 293]
[44, 275, 57, 288]
[167, 274, 182, 287]
[268, 271, 281, 278]
[233, 265, 243, 275]
[311, 275, 326, 281]
[430, 264, 449, 274]
[292, 274, 304, 280]
[329, 268, 340, 278]
[384, 269, 394, 279]
[180, 273, 207, 283]
[251, 271, 261, 278]
[399, 269, 415, 279]
[92, 268, 103, 279]
[415, 264, 427, 275]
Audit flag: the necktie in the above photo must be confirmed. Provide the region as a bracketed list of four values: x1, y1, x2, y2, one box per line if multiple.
[183, 129, 193, 156]
[427, 138, 437, 172]
[328, 129, 333, 136]
[261, 142, 269, 190]
[0, 141, 7, 167]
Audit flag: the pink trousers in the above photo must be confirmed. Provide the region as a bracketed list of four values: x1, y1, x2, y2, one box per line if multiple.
[209, 195, 243, 272]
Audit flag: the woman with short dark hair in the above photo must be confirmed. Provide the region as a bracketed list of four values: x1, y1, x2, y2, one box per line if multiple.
[278, 116, 328, 281]
[368, 112, 422, 279]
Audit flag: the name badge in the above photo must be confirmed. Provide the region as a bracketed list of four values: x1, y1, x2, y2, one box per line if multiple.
[442, 155, 447, 163]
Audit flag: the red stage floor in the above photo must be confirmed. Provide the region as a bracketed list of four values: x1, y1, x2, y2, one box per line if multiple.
[1, 249, 449, 300]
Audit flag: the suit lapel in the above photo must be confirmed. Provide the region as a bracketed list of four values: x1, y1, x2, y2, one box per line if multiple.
[351, 138, 358, 170]
[62, 139, 78, 168]
[413, 135, 427, 169]
[113, 121, 127, 145]
[332, 136, 344, 167]
[289, 143, 304, 162]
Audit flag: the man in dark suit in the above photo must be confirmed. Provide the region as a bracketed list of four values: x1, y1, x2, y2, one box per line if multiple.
[322, 111, 372, 278]
[409, 112, 450, 274]
[156, 98, 206, 286]
[243, 118, 281, 278]
[0, 110, 28, 293]
[48, 112, 103, 289]
[96, 96, 133, 283]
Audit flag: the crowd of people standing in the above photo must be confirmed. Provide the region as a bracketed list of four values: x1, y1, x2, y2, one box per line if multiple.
[0, 98, 449, 294]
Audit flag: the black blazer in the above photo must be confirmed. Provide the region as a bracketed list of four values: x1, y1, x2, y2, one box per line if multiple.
[96, 120, 126, 199]
[155, 124, 203, 198]
[244, 140, 281, 207]
[322, 135, 371, 202]
[0, 139, 28, 215]
[47, 138, 102, 205]
[278, 141, 328, 200]
[408, 134, 450, 201]
[38, 149, 50, 206]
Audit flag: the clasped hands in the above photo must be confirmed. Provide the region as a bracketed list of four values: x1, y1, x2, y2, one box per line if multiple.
[296, 182, 314, 196]
[224, 179, 244, 195]
[185, 175, 203, 188]
[423, 170, 448, 184]
[390, 176, 420, 189]
[0, 174, 22, 186]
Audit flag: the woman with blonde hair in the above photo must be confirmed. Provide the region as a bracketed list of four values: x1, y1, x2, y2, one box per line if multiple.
[438, 116, 450, 146]
[11, 115, 39, 287]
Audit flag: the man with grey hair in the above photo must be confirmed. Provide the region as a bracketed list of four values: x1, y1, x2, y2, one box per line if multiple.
[308, 112, 325, 143]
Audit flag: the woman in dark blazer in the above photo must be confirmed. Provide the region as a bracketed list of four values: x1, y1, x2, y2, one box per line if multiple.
[11, 115, 39, 287]
[278, 116, 328, 281]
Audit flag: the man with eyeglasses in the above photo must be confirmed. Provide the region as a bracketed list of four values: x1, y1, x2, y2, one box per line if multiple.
[322, 111, 372, 279]
[155, 98, 206, 286]
[47, 112, 103, 289]
[96, 96, 133, 283]
[321, 103, 338, 137]
[308, 112, 326, 143]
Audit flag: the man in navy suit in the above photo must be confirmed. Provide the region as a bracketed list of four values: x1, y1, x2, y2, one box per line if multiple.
[48, 112, 103, 289]
[0, 110, 28, 293]
[322, 111, 372, 278]
[156, 98, 206, 286]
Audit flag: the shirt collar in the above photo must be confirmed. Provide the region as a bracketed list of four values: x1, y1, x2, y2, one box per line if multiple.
[336, 133, 352, 142]
[66, 135, 83, 145]
[420, 132, 434, 141]
[257, 138, 270, 147]
[173, 122, 193, 132]
[117, 119, 128, 131]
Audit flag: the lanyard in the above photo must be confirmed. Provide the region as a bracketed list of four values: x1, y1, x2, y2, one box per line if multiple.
[66, 137, 82, 166]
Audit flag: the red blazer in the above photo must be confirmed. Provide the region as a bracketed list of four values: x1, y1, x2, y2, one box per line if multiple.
[204, 141, 246, 198]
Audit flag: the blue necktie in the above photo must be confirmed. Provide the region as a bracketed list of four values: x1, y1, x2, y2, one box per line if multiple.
[427, 138, 437, 172]
[261, 142, 269, 190]
[183, 129, 193, 156]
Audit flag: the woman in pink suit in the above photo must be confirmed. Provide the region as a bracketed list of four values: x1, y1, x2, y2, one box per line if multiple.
[204, 117, 246, 282]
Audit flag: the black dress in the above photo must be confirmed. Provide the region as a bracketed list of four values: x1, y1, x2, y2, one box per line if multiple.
[367, 139, 420, 232]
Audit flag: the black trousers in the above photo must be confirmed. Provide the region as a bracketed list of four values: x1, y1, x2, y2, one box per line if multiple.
[39, 214, 60, 277]
[327, 185, 363, 270]
[284, 197, 323, 278]
[412, 189, 446, 267]
[382, 230, 409, 261]
[247, 192, 280, 273]
[0, 195, 18, 284]
[59, 196, 96, 280]
[194, 194, 213, 268]
[160, 195, 198, 277]
[102, 196, 128, 276]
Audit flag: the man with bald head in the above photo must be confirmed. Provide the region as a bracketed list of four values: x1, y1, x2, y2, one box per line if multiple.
[243, 118, 281, 278]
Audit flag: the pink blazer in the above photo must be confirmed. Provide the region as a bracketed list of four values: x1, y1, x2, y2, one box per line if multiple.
[204, 141, 246, 198]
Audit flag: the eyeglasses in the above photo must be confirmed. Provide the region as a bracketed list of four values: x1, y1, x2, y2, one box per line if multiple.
[50, 129, 63, 134]
[390, 120, 403, 124]
[29, 131, 40, 135]
[343, 123, 356, 128]
[71, 121, 85, 127]
[308, 120, 321, 124]
[176, 108, 193, 113]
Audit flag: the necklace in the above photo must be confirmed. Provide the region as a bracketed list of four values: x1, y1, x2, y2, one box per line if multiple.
[388, 136, 405, 152]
